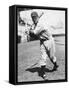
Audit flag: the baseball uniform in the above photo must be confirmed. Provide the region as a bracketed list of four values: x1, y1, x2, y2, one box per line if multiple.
[30, 14, 56, 66]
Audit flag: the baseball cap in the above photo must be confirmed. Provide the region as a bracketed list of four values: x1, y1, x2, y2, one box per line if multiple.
[31, 11, 38, 17]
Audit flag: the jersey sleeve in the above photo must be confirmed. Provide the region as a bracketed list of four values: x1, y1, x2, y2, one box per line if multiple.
[33, 22, 49, 35]
[33, 15, 52, 37]
[33, 25, 44, 34]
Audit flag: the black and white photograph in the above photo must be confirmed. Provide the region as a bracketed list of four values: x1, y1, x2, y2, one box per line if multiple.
[17, 6, 67, 83]
[0, 0, 69, 89]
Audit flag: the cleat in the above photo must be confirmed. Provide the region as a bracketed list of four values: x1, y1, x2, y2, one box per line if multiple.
[39, 65, 46, 79]
[42, 74, 47, 80]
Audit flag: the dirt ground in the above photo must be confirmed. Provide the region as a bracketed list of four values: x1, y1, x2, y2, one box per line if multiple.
[18, 36, 65, 82]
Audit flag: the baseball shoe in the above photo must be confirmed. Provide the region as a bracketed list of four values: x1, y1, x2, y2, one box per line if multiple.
[40, 65, 47, 79]
[42, 73, 47, 80]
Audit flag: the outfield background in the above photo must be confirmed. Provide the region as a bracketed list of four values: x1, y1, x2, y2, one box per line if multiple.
[18, 9, 65, 42]
[18, 35, 65, 82]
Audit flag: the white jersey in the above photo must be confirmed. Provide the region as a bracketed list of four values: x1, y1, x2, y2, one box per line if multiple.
[33, 15, 52, 40]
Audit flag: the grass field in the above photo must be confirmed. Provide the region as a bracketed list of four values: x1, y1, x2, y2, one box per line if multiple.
[18, 35, 65, 82]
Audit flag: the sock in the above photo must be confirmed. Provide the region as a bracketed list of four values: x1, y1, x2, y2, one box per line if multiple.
[41, 65, 46, 74]
[41, 65, 46, 69]
[54, 62, 58, 66]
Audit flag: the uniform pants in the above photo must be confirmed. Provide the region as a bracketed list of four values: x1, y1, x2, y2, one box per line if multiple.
[39, 38, 56, 66]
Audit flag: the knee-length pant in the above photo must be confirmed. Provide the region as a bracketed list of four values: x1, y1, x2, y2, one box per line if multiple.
[39, 38, 56, 66]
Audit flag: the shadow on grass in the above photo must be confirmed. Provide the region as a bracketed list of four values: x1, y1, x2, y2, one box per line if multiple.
[25, 67, 55, 79]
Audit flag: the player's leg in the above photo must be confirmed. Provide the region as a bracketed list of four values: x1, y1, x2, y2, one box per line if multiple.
[50, 56, 58, 70]
[39, 42, 48, 79]
[49, 38, 58, 70]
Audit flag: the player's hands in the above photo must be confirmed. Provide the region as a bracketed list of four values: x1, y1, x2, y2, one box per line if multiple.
[29, 29, 34, 34]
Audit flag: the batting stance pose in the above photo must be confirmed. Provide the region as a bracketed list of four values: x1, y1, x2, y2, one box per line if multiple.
[29, 11, 58, 79]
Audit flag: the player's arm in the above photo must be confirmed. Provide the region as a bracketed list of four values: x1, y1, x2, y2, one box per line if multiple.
[34, 26, 44, 35]
[29, 25, 44, 35]
[29, 29, 34, 34]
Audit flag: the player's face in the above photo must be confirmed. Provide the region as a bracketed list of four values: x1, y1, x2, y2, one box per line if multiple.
[32, 16, 38, 24]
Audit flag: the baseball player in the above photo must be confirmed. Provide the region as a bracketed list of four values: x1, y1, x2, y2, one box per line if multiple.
[29, 11, 58, 79]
